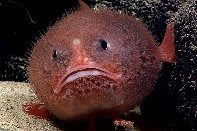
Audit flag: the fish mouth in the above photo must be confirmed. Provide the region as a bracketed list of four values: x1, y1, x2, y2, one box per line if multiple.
[53, 65, 122, 94]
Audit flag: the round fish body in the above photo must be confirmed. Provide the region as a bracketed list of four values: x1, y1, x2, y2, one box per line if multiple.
[28, 8, 162, 121]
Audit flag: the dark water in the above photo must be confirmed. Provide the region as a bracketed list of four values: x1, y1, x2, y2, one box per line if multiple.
[0, 0, 78, 81]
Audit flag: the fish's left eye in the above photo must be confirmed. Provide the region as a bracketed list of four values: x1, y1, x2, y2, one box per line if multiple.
[98, 39, 109, 50]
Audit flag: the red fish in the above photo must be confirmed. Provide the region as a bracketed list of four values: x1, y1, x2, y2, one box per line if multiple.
[25, 0, 175, 130]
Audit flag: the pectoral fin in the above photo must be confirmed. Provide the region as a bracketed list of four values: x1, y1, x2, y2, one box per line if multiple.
[22, 103, 52, 120]
[159, 23, 176, 63]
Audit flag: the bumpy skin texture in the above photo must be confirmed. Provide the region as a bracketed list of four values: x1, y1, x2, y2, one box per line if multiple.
[28, 9, 160, 121]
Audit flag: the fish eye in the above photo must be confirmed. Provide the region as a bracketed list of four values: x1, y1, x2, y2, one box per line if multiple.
[52, 49, 67, 63]
[98, 39, 108, 50]
[52, 49, 58, 60]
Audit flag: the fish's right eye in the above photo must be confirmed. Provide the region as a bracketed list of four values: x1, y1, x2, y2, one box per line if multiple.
[52, 48, 69, 65]
[52, 49, 58, 60]
[52, 49, 65, 62]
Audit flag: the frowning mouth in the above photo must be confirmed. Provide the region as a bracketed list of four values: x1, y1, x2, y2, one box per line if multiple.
[53, 65, 122, 94]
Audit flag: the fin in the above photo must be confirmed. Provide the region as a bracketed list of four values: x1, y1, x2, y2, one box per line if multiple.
[159, 23, 176, 63]
[112, 115, 134, 128]
[22, 103, 52, 120]
[78, 0, 91, 11]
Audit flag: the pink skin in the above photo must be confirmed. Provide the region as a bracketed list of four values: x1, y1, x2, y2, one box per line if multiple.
[54, 65, 123, 94]
[24, 0, 175, 130]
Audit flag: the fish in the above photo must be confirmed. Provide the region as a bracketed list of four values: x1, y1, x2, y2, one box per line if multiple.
[24, 0, 175, 130]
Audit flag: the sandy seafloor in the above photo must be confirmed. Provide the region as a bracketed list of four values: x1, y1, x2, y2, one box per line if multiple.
[0, 81, 60, 131]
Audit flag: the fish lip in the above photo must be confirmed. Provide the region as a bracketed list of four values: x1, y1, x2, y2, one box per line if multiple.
[53, 65, 122, 94]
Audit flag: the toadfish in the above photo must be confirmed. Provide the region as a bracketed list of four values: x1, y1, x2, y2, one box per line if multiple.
[24, 0, 175, 130]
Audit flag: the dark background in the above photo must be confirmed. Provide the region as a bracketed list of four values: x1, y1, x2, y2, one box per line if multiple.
[0, 0, 78, 58]
[0, 0, 85, 81]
